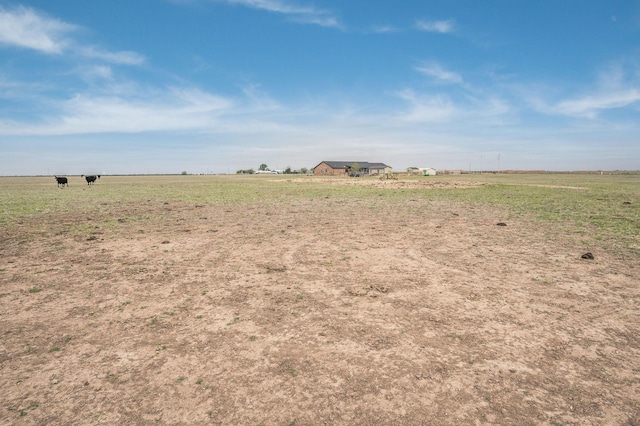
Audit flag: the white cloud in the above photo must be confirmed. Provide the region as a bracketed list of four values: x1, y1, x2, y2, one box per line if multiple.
[79, 47, 146, 65]
[527, 60, 640, 118]
[0, 5, 144, 65]
[394, 87, 513, 125]
[0, 86, 234, 136]
[477, 96, 512, 118]
[0, 5, 75, 53]
[371, 25, 398, 34]
[416, 62, 463, 84]
[0, 76, 44, 100]
[291, 14, 339, 27]
[554, 90, 640, 118]
[226, 0, 311, 14]
[220, 0, 340, 27]
[77, 65, 114, 83]
[241, 84, 281, 111]
[415, 19, 454, 34]
[395, 89, 458, 123]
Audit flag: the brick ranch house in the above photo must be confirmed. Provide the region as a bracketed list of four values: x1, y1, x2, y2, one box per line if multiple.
[313, 161, 392, 176]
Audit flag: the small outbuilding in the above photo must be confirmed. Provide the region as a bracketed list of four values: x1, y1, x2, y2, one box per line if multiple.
[419, 167, 437, 176]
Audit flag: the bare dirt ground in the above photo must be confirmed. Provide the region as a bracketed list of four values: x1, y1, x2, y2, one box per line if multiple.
[1, 186, 639, 425]
[287, 177, 488, 190]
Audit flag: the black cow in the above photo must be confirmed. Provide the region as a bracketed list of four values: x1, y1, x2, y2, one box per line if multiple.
[82, 175, 100, 185]
[54, 176, 68, 187]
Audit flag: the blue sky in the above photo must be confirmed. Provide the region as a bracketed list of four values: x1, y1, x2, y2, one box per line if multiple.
[1, 0, 639, 175]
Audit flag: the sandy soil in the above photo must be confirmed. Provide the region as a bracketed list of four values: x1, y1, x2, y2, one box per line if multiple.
[284, 177, 488, 190]
[1, 189, 639, 425]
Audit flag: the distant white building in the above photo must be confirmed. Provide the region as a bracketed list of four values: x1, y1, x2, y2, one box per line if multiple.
[419, 167, 437, 176]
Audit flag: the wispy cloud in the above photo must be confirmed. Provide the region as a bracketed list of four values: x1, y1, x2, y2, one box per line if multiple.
[76, 65, 114, 83]
[79, 47, 145, 65]
[220, 0, 340, 27]
[528, 60, 640, 118]
[394, 89, 458, 123]
[0, 75, 303, 137]
[415, 19, 454, 34]
[0, 86, 233, 136]
[553, 90, 640, 118]
[371, 25, 398, 34]
[241, 84, 281, 111]
[396, 61, 516, 125]
[0, 5, 144, 65]
[415, 62, 463, 84]
[0, 5, 75, 53]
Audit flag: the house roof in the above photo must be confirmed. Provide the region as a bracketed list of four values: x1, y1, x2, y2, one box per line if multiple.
[367, 163, 390, 169]
[314, 161, 391, 170]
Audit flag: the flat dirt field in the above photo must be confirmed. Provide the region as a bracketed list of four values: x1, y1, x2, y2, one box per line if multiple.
[1, 175, 639, 425]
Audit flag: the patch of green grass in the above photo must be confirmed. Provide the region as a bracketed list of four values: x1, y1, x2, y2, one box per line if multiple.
[105, 371, 119, 382]
[49, 346, 60, 352]
[18, 402, 39, 417]
[418, 174, 640, 251]
[226, 317, 242, 326]
[532, 277, 553, 285]
[28, 287, 42, 293]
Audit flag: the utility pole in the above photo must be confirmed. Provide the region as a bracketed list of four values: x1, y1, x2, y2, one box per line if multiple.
[498, 154, 501, 173]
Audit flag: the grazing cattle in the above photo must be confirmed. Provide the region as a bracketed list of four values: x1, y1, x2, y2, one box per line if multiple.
[54, 176, 68, 187]
[82, 175, 100, 185]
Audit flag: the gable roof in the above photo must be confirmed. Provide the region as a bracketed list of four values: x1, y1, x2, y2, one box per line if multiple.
[314, 161, 391, 170]
[367, 163, 390, 169]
